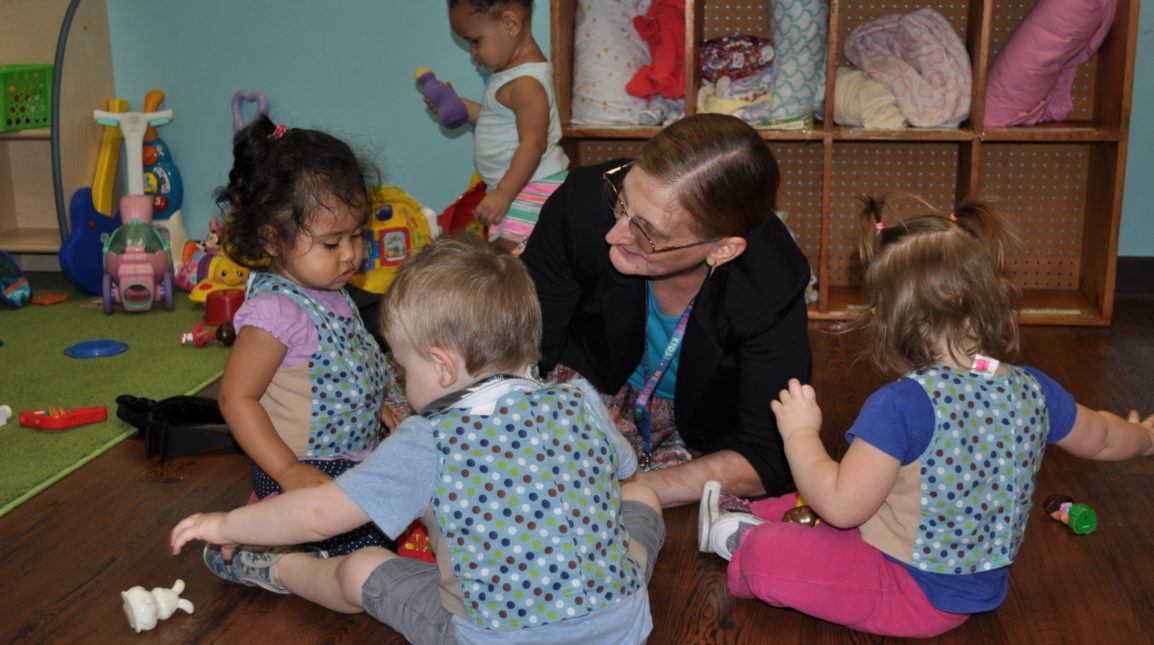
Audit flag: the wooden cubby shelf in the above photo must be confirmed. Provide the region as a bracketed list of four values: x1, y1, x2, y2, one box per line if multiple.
[0, 0, 115, 256]
[551, 0, 1137, 326]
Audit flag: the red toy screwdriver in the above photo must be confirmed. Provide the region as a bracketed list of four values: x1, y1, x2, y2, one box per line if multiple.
[19, 406, 107, 430]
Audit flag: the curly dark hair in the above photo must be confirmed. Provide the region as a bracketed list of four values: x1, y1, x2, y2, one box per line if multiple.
[447, 0, 532, 15]
[215, 114, 378, 269]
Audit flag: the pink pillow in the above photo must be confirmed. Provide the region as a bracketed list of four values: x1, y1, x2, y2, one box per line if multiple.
[984, 0, 1115, 127]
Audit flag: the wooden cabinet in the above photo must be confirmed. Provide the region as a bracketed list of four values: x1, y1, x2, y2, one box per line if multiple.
[0, 0, 114, 253]
[551, 0, 1137, 325]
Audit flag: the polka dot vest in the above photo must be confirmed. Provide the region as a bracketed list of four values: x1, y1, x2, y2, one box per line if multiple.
[908, 365, 1050, 574]
[430, 383, 643, 630]
[248, 273, 387, 456]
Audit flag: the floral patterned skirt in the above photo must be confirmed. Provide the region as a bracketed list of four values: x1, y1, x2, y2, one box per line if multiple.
[548, 364, 699, 471]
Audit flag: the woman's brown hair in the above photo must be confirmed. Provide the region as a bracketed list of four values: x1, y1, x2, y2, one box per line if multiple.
[847, 193, 1021, 376]
[633, 113, 780, 239]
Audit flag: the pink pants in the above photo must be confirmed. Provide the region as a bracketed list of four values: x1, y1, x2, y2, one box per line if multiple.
[727, 493, 970, 638]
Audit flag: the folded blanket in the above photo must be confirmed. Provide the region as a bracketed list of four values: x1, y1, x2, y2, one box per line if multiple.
[834, 67, 906, 129]
[844, 8, 971, 128]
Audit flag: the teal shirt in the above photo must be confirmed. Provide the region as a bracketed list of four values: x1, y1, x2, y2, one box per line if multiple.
[627, 283, 681, 401]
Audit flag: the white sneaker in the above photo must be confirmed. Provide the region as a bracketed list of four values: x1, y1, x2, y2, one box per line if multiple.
[698, 479, 757, 553]
[708, 513, 768, 561]
[699, 480, 723, 552]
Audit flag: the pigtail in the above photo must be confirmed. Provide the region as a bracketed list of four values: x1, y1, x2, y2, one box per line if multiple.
[857, 194, 888, 267]
[216, 115, 281, 269]
[950, 196, 1020, 272]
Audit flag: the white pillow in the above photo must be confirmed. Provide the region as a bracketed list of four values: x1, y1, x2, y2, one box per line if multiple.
[570, 1, 651, 125]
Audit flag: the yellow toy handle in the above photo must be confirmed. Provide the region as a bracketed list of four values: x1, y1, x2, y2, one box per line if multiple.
[92, 98, 127, 215]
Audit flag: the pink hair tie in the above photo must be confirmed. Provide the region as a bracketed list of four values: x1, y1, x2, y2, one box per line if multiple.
[948, 212, 958, 222]
[271, 124, 287, 139]
[874, 221, 884, 230]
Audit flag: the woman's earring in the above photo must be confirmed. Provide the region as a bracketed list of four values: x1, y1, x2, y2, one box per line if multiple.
[707, 261, 716, 278]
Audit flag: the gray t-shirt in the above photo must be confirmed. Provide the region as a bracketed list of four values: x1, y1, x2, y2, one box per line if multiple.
[337, 376, 651, 644]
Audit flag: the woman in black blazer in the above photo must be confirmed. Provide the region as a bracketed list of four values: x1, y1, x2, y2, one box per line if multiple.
[521, 114, 813, 507]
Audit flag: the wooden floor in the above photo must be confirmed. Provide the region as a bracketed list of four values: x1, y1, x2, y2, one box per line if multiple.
[3, 297, 1154, 644]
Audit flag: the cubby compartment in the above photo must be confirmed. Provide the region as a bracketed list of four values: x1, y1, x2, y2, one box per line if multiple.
[0, 0, 114, 255]
[980, 141, 1118, 323]
[771, 140, 824, 277]
[821, 141, 965, 317]
[984, 0, 1130, 133]
[0, 135, 57, 250]
[550, 0, 1136, 325]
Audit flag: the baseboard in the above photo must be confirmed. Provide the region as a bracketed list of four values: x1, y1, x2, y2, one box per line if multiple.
[11, 254, 60, 272]
[1116, 256, 1154, 297]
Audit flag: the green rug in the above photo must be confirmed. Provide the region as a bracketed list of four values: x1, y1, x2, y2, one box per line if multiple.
[0, 271, 229, 516]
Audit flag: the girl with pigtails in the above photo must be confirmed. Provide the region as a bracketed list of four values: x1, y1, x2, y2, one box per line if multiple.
[697, 194, 1154, 638]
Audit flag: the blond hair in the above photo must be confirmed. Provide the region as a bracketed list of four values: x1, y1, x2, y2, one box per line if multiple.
[380, 235, 541, 374]
[847, 194, 1021, 376]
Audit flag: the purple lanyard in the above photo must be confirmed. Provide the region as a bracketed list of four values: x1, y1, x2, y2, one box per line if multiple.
[633, 297, 695, 469]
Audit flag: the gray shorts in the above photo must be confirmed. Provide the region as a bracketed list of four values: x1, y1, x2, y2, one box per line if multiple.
[362, 500, 665, 643]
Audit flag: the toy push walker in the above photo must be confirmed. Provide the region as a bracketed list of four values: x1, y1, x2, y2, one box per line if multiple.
[95, 105, 177, 314]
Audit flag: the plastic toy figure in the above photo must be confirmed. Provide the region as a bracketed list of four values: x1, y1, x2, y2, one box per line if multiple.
[1044, 494, 1098, 535]
[188, 252, 248, 304]
[781, 495, 822, 526]
[180, 322, 237, 348]
[121, 578, 194, 633]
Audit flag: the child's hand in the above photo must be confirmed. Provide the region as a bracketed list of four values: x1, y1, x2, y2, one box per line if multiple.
[474, 192, 512, 227]
[1127, 410, 1154, 428]
[1128, 410, 1154, 456]
[170, 512, 231, 555]
[771, 378, 822, 443]
[380, 404, 400, 433]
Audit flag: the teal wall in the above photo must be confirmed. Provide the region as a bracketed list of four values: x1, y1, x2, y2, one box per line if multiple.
[106, 1, 1151, 254]
[1119, 0, 1153, 256]
[106, 0, 549, 240]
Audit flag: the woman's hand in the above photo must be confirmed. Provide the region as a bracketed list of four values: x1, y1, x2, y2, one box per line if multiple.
[170, 512, 233, 556]
[770, 378, 823, 443]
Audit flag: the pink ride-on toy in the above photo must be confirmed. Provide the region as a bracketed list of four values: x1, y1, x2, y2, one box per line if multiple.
[102, 194, 175, 314]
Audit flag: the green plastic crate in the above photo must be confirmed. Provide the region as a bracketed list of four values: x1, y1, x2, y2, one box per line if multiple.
[1, 64, 53, 133]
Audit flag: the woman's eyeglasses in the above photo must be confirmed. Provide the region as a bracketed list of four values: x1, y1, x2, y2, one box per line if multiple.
[601, 163, 721, 254]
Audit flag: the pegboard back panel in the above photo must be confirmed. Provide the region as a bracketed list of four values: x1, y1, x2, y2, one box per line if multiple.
[828, 142, 962, 286]
[979, 143, 1088, 290]
[989, 1, 1096, 122]
[771, 141, 824, 270]
[564, 139, 647, 167]
[836, 3, 972, 68]
[701, 2, 771, 40]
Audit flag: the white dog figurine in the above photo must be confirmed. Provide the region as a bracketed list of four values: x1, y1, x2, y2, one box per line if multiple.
[121, 578, 194, 632]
